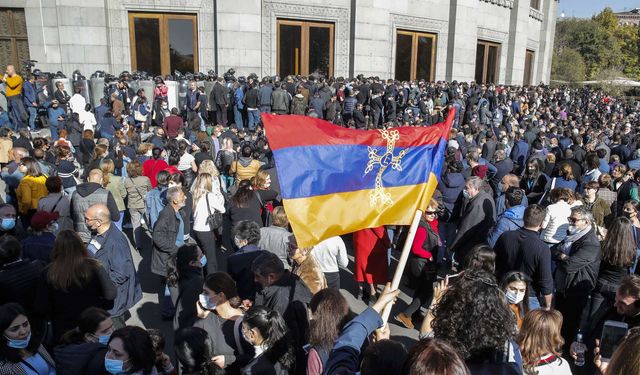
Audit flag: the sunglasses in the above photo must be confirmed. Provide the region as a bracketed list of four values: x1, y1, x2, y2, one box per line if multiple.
[567, 217, 583, 224]
[425, 211, 438, 215]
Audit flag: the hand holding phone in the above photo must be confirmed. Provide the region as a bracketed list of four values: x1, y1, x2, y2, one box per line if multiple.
[599, 320, 628, 363]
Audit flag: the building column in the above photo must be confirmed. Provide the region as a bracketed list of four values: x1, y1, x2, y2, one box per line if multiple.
[537, 0, 558, 84]
[504, 0, 530, 85]
[445, 0, 478, 82]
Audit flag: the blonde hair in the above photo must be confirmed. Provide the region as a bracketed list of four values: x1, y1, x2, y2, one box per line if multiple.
[198, 159, 220, 178]
[100, 159, 115, 187]
[272, 206, 289, 228]
[517, 309, 565, 372]
[137, 142, 154, 156]
[251, 170, 270, 189]
[191, 173, 213, 210]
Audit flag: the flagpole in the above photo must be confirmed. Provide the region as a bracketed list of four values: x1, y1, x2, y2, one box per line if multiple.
[381, 209, 423, 325]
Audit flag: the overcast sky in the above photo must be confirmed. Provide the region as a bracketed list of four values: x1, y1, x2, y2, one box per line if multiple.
[556, 0, 640, 18]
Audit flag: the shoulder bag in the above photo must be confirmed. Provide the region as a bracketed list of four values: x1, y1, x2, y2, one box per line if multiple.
[205, 193, 223, 230]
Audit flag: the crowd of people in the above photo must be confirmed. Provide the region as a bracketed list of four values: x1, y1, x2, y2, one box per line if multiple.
[0, 62, 640, 375]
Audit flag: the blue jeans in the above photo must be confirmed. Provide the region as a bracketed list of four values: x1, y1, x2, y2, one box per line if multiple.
[247, 109, 260, 131]
[529, 296, 541, 310]
[26, 106, 37, 129]
[234, 105, 244, 131]
[7, 96, 26, 129]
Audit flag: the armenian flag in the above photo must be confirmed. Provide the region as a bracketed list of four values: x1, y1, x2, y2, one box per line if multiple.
[262, 109, 455, 247]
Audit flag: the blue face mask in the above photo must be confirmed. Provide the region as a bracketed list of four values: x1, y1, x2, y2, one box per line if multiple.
[6, 333, 31, 349]
[97, 334, 110, 345]
[0, 218, 16, 231]
[104, 357, 125, 374]
[200, 255, 207, 268]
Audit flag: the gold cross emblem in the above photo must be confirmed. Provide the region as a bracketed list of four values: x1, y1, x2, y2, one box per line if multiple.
[364, 129, 408, 208]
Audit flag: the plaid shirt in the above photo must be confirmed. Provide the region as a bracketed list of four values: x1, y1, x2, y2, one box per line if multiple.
[597, 187, 617, 211]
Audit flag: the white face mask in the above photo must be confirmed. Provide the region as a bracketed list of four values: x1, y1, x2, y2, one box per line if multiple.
[505, 290, 525, 305]
[567, 225, 578, 235]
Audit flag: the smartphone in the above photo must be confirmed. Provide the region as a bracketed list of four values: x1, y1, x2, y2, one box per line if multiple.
[600, 320, 628, 362]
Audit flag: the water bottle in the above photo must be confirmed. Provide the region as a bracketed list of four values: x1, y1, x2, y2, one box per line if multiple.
[573, 332, 586, 367]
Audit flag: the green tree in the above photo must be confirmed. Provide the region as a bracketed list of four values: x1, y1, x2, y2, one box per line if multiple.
[552, 8, 640, 82]
[551, 48, 586, 84]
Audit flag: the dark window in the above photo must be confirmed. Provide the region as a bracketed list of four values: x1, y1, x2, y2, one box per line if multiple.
[524, 50, 535, 86]
[277, 20, 334, 77]
[0, 8, 30, 72]
[475, 40, 500, 84]
[395, 30, 436, 81]
[129, 13, 198, 76]
[530, 0, 541, 10]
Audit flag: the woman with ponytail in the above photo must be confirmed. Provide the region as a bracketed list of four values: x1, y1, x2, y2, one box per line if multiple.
[240, 306, 295, 375]
[54, 307, 113, 374]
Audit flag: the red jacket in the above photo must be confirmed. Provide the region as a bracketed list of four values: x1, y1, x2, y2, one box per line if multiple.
[163, 115, 183, 138]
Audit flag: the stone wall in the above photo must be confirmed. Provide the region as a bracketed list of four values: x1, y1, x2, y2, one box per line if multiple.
[13, 0, 557, 84]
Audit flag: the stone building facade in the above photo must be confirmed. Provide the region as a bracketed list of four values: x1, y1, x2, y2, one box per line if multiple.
[615, 8, 640, 26]
[2, 0, 557, 85]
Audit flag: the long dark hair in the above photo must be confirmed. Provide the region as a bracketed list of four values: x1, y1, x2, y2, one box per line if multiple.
[602, 217, 636, 268]
[0, 303, 39, 362]
[500, 271, 531, 317]
[59, 307, 110, 345]
[47, 230, 100, 291]
[243, 306, 295, 372]
[174, 327, 225, 375]
[108, 326, 155, 375]
[308, 289, 354, 351]
[231, 180, 255, 208]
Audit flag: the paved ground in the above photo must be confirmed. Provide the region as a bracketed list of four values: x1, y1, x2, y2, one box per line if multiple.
[124, 228, 421, 356]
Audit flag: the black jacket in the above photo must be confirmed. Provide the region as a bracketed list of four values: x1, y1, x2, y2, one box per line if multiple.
[151, 204, 180, 277]
[54, 342, 109, 375]
[494, 228, 554, 297]
[449, 190, 496, 260]
[0, 259, 44, 317]
[173, 268, 203, 331]
[553, 228, 601, 296]
[213, 83, 230, 105]
[254, 271, 312, 354]
[227, 245, 266, 300]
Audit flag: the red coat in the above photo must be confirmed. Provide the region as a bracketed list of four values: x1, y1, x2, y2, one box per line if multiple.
[353, 226, 390, 284]
[142, 158, 169, 188]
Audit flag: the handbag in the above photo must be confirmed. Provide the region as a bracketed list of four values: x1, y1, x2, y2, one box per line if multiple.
[205, 193, 223, 230]
[134, 110, 147, 122]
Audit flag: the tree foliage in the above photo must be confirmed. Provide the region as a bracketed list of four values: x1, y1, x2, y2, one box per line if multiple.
[552, 7, 640, 82]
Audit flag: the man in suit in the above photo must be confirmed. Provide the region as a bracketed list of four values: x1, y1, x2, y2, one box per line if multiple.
[212, 77, 229, 126]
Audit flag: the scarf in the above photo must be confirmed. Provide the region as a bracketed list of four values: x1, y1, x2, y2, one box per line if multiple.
[560, 225, 591, 255]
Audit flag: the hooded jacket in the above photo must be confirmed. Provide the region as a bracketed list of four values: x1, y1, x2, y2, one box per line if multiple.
[230, 157, 262, 182]
[437, 172, 465, 221]
[487, 205, 525, 247]
[71, 182, 120, 243]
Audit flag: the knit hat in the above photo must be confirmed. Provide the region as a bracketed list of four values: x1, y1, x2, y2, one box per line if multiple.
[472, 165, 488, 179]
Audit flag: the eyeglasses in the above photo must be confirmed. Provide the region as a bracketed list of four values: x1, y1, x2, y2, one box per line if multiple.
[567, 217, 583, 224]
